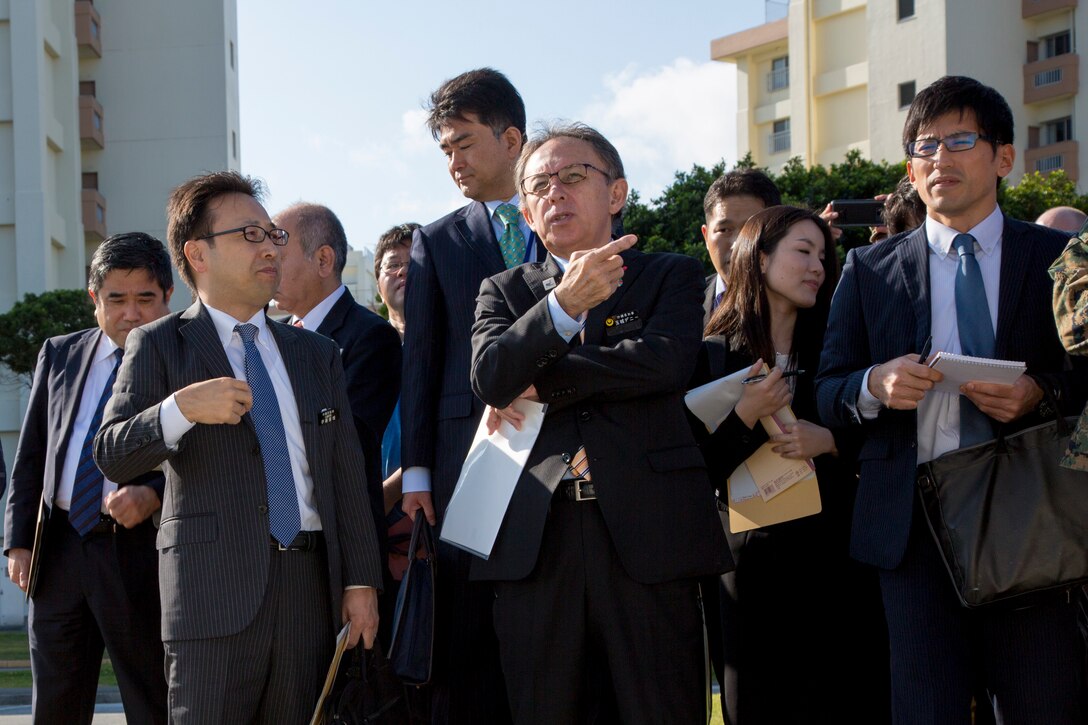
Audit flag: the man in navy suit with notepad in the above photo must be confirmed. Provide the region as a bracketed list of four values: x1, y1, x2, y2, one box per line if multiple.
[816, 75, 1088, 723]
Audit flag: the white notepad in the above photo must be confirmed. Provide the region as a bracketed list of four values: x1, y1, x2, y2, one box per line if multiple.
[928, 351, 1026, 394]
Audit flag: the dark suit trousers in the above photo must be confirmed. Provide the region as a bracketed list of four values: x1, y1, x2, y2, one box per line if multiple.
[30, 512, 166, 725]
[163, 544, 334, 724]
[492, 496, 706, 725]
[880, 497, 1087, 725]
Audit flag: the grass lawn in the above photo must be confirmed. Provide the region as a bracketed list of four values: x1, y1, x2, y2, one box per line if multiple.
[0, 629, 117, 687]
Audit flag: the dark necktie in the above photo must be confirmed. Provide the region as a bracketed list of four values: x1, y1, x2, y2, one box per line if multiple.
[952, 233, 995, 445]
[495, 203, 527, 269]
[713, 290, 724, 311]
[235, 323, 302, 546]
[69, 348, 123, 536]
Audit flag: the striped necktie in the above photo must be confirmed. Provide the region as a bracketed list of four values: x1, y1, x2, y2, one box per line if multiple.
[495, 203, 527, 269]
[236, 323, 302, 546]
[69, 348, 123, 536]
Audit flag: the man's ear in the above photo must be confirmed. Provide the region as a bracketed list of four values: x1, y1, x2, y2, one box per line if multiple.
[184, 239, 209, 276]
[996, 142, 1015, 179]
[316, 245, 337, 278]
[502, 126, 523, 159]
[608, 178, 629, 216]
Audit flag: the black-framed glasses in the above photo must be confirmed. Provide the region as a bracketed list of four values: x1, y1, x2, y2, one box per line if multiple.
[906, 132, 996, 158]
[521, 163, 611, 196]
[197, 225, 289, 246]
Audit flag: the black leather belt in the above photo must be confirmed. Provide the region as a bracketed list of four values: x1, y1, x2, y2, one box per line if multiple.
[557, 478, 596, 502]
[271, 530, 324, 551]
[53, 508, 116, 535]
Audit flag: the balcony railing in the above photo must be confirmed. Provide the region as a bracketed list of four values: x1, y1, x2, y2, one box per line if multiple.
[1023, 0, 1077, 19]
[767, 67, 789, 92]
[82, 189, 107, 242]
[79, 95, 104, 149]
[74, 0, 102, 58]
[1024, 53, 1079, 104]
[769, 130, 791, 154]
[1025, 139, 1079, 180]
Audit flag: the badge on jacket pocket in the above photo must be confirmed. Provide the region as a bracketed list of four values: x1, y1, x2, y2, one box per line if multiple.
[604, 310, 642, 336]
[319, 408, 338, 425]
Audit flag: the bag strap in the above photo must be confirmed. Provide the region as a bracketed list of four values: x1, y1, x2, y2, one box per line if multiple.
[407, 512, 436, 559]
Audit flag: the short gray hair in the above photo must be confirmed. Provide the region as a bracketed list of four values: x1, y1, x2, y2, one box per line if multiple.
[276, 202, 348, 277]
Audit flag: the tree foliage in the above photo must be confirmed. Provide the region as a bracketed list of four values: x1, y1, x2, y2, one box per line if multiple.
[624, 151, 1088, 275]
[0, 290, 95, 381]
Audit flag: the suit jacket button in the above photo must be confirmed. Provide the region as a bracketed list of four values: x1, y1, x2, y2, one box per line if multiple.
[579, 411, 591, 422]
[548, 349, 558, 358]
[561, 453, 571, 464]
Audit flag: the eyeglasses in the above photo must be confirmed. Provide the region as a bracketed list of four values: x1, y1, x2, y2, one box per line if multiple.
[380, 261, 408, 275]
[906, 132, 996, 158]
[520, 163, 610, 197]
[197, 225, 289, 246]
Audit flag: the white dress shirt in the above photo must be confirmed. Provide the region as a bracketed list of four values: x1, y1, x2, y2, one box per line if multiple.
[56, 332, 121, 513]
[292, 284, 346, 331]
[159, 305, 322, 530]
[858, 205, 1003, 463]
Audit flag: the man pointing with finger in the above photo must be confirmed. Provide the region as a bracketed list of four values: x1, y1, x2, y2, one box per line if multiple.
[469, 122, 732, 723]
[94, 171, 383, 723]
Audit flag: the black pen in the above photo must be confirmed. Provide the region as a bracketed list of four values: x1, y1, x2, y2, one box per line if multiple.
[917, 334, 933, 364]
[742, 369, 806, 385]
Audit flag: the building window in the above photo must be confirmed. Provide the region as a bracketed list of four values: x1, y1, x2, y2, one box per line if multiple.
[82, 172, 98, 190]
[80, 81, 96, 97]
[1043, 116, 1073, 145]
[230, 40, 235, 70]
[898, 81, 916, 109]
[95, 204, 105, 224]
[91, 18, 99, 41]
[1042, 30, 1072, 59]
[897, 0, 914, 21]
[768, 56, 789, 92]
[770, 118, 791, 154]
[93, 111, 102, 132]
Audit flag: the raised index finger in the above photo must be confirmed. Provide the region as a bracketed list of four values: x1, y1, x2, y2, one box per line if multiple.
[595, 234, 638, 259]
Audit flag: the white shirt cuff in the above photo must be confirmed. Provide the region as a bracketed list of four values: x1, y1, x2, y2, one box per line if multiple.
[857, 367, 884, 420]
[401, 466, 432, 494]
[160, 394, 196, 449]
[547, 291, 586, 342]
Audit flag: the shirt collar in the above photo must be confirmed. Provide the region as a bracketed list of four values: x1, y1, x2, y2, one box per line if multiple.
[925, 205, 1004, 258]
[204, 303, 269, 348]
[715, 275, 727, 297]
[552, 255, 570, 273]
[484, 194, 521, 218]
[93, 330, 120, 364]
[296, 285, 346, 331]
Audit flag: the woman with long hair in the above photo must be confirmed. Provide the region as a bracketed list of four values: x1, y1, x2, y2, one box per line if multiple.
[694, 205, 890, 724]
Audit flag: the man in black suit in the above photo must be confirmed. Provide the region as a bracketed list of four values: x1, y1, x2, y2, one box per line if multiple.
[94, 172, 383, 723]
[816, 76, 1088, 723]
[272, 202, 401, 588]
[5, 232, 172, 724]
[700, 169, 781, 325]
[401, 67, 534, 723]
[471, 122, 732, 723]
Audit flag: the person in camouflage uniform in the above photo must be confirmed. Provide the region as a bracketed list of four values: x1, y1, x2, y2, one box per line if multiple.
[1049, 219, 1088, 470]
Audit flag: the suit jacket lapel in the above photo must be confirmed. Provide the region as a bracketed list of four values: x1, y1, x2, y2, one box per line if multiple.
[179, 302, 254, 435]
[55, 329, 101, 483]
[995, 217, 1027, 356]
[584, 249, 645, 345]
[457, 201, 506, 274]
[896, 227, 931, 348]
[521, 255, 563, 300]
[316, 288, 354, 340]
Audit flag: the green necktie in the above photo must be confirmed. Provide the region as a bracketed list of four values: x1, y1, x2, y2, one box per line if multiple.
[495, 203, 527, 269]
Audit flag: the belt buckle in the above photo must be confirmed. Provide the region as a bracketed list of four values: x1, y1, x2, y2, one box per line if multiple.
[573, 478, 593, 502]
[276, 539, 291, 551]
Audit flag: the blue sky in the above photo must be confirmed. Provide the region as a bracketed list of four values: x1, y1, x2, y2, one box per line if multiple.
[237, 1, 768, 253]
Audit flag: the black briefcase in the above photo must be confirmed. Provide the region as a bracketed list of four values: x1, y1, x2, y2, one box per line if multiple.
[917, 414, 1088, 608]
[321, 641, 409, 724]
[387, 514, 436, 685]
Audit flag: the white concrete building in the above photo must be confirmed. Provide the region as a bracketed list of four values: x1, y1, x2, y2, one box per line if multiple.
[0, 0, 238, 625]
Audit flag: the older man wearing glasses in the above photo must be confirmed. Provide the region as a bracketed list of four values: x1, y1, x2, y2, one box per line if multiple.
[468, 122, 731, 724]
[94, 171, 383, 724]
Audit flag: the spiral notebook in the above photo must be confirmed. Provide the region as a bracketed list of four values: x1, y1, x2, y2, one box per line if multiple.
[928, 351, 1025, 394]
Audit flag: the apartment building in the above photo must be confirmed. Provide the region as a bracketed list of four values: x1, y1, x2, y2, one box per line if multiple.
[0, 0, 238, 624]
[712, 0, 1084, 182]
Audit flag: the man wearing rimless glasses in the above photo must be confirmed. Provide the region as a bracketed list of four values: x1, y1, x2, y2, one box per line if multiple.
[817, 75, 1088, 723]
[95, 171, 383, 723]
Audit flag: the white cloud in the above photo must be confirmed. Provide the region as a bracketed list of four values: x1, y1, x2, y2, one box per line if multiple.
[580, 58, 737, 199]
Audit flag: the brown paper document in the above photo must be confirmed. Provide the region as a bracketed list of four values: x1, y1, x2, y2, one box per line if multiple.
[309, 622, 351, 725]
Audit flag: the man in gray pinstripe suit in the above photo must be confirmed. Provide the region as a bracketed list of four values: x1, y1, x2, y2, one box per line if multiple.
[94, 171, 384, 723]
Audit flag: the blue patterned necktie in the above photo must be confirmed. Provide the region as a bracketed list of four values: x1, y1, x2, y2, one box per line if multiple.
[713, 291, 725, 311]
[235, 323, 301, 547]
[495, 203, 527, 269]
[952, 233, 996, 446]
[69, 348, 123, 536]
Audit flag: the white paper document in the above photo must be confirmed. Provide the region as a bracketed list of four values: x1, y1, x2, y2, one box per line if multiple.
[684, 366, 749, 433]
[440, 399, 547, 560]
[928, 351, 1025, 394]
